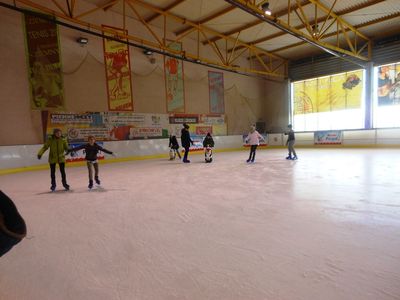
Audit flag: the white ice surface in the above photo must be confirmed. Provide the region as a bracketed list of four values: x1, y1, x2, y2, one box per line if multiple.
[1, 149, 400, 300]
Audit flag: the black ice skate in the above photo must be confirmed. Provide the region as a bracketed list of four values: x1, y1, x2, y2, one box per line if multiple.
[95, 176, 101, 185]
[62, 183, 70, 191]
[88, 180, 93, 189]
[50, 185, 56, 192]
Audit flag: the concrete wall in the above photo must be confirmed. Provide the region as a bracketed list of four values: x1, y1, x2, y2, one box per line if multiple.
[0, 1, 288, 146]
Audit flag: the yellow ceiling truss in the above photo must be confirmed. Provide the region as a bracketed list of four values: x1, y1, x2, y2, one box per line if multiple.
[7, 0, 288, 78]
[224, 0, 373, 63]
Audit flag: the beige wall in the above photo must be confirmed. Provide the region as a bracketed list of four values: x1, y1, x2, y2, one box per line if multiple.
[0, 2, 288, 146]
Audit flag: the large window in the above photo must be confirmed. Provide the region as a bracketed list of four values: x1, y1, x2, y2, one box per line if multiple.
[291, 70, 365, 131]
[373, 62, 400, 128]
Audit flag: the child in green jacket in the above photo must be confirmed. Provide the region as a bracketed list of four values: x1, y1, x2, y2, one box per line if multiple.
[37, 128, 70, 191]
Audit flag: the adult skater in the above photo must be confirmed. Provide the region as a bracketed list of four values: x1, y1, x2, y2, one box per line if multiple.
[168, 134, 181, 160]
[285, 124, 297, 160]
[181, 123, 194, 163]
[37, 128, 70, 191]
[0, 191, 27, 257]
[245, 124, 264, 163]
[68, 136, 114, 189]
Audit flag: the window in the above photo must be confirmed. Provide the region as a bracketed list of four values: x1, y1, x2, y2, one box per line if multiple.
[291, 70, 365, 131]
[373, 62, 400, 128]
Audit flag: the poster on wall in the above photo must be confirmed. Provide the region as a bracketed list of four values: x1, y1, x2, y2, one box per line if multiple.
[164, 41, 185, 113]
[293, 70, 363, 115]
[208, 71, 225, 113]
[314, 131, 342, 144]
[23, 13, 64, 110]
[377, 64, 400, 106]
[102, 25, 133, 111]
[46, 112, 169, 142]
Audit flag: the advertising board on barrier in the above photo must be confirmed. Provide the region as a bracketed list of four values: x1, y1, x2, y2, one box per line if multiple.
[45, 112, 228, 143]
[314, 131, 343, 144]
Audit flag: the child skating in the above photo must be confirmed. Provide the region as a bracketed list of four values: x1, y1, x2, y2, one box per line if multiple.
[37, 128, 70, 191]
[168, 134, 181, 160]
[285, 124, 297, 160]
[203, 132, 215, 163]
[68, 136, 114, 189]
[245, 124, 264, 163]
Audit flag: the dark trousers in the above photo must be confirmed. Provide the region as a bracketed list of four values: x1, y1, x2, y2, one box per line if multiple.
[174, 149, 182, 159]
[183, 146, 190, 161]
[248, 145, 258, 161]
[50, 163, 67, 186]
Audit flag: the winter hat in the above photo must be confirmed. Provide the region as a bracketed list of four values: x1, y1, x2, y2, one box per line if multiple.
[53, 128, 62, 134]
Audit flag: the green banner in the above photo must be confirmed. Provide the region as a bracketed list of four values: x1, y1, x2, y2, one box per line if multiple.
[23, 13, 64, 110]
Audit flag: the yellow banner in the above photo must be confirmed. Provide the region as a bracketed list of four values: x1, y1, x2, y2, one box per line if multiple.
[294, 70, 363, 115]
[103, 26, 133, 111]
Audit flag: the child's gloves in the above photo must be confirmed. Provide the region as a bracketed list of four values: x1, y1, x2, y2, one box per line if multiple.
[37, 154, 41, 160]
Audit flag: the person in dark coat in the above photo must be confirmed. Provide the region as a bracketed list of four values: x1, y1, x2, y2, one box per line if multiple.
[181, 123, 194, 163]
[68, 136, 114, 189]
[203, 132, 215, 163]
[285, 124, 297, 160]
[168, 135, 181, 160]
[0, 191, 27, 257]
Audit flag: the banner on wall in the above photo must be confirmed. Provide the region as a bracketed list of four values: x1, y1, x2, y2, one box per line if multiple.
[314, 131, 342, 144]
[377, 63, 400, 106]
[293, 70, 363, 115]
[208, 71, 225, 113]
[23, 13, 64, 110]
[102, 25, 133, 111]
[46, 112, 170, 142]
[165, 41, 185, 113]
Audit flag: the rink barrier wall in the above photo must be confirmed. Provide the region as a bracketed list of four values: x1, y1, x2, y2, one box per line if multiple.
[1, 130, 400, 175]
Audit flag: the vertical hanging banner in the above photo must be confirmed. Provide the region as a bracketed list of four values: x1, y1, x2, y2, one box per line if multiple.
[102, 26, 133, 111]
[208, 71, 225, 113]
[23, 13, 64, 110]
[164, 41, 185, 112]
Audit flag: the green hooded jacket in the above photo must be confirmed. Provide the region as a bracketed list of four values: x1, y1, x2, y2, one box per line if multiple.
[38, 135, 69, 164]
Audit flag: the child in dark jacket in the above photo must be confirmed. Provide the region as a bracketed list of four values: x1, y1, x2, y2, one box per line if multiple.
[203, 133, 215, 163]
[68, 136, 114, 189]
[168, 135, 181, 160]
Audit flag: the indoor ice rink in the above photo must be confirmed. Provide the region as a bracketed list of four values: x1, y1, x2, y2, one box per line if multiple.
[1, 0, 400, 300]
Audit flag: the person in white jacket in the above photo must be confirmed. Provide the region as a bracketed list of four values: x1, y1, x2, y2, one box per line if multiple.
[245, 125, 265, 163]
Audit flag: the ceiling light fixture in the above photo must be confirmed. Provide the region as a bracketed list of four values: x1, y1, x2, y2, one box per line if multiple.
[311, 25, 319, 38]
[76, 37, 88, 45]
[143, 49, 153, 55]
[261, 2, 271, 16]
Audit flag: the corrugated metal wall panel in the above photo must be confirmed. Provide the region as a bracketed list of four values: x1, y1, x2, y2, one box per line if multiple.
[372, 40, 400, 66]
[289, 39, 400, 81]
